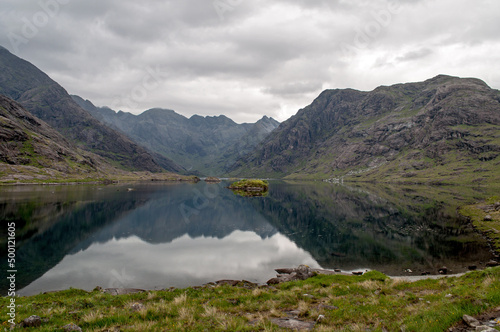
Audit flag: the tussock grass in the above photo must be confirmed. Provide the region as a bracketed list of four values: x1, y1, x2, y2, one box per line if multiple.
[1, 268, 499, 331]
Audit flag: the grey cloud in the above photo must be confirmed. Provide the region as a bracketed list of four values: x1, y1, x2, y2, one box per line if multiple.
[263, 81, 324, 97]
[395, 48, 433, 62]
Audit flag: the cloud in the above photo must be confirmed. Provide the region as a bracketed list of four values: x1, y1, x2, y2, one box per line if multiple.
[0, 0, 499, 123]
[395, 48, 433, 62]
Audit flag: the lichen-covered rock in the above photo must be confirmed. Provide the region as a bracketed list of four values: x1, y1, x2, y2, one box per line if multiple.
[62, 323, 82, 331]
[22, 315, 42, 328]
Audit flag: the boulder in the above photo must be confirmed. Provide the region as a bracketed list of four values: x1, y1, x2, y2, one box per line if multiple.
[22, 316, 42, 328]
[62, 323, 82, 331]
[267, 265, 316, 285]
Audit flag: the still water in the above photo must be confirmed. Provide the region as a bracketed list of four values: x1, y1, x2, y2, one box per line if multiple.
[0, 181, 496, 296]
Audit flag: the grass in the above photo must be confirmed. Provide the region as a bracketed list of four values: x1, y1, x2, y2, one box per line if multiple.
[228, 179, 269, 197]
[229, 179, 269, 189]
[459, 196, 500, 252]
[1, 268, 499, 331]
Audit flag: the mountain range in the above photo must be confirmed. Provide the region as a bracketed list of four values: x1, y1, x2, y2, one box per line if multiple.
[71, 96, 279, 176]
[1, 43, 499, 184]
[0, 94, 106, 181]
[0, 46, 181, 173]
[230, 75, 500, 184]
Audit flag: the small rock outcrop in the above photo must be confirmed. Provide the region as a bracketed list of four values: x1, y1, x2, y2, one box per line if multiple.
[62, 323, 82, 331]
[267, 265, 316, 285]
[22, 315, 42, 328]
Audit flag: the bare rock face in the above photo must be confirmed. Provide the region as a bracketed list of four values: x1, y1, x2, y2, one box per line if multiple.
[231, 75, 500, 181]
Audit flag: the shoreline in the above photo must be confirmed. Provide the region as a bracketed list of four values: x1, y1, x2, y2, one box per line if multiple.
[13, 267, 474, 298]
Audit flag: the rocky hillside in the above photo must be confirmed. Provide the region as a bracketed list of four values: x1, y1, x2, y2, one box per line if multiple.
[72, 95, 279, 176]
[0, 94, 108, 180]
[0, 46, 182, 173]
[231, 75, 500, 184]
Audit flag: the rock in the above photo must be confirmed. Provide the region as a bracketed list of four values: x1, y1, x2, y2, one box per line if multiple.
[475, 326, 497, 332]
[215, 280, 258, 289]
[486, 260, 499, 267]
[22, 316, 42, 328]
[130, 303, 145, 312]
[275, 268, 296, 274]
[267, 265, 316, 285]
[285, 310, 302, 318]
[463, 314, 481, 328]
[205, 177, 221, 183]
[438, 267, 448, 275]
[352, 271, 364, 276]
[102, 288, 146, 296]
[318, 304, 339, 311]
[270, 318, 315, 331]
[62, 323, 82, 331]
[215, 280, 240, 287]
[317, 315, 326, 322]
[484, 215, 493, 221]
[469, 265, 478, 271]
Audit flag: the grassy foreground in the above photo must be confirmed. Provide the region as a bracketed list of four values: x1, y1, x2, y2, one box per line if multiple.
[1, 268, 500, 331]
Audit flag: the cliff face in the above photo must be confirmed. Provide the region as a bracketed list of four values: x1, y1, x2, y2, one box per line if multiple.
[72, 95, 280, 176]
[231, 75, 500, 183]
[0, 47, 182, 173]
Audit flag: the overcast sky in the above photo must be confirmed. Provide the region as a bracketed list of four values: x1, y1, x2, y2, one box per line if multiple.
[1, 0, 499, 123]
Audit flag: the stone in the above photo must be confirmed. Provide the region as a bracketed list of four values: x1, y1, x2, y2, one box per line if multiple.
[463, 314, 481, 328]
[469, 265, 478, 271]
[130, 303, 145, 312]
[484, 215, 493, 221]
[486, 260, 499, 267]
[438, 267, 448, 275]
[62, 323, 82, 331]
[475, 326, 497, 332]
[270, 318, 315, 331]
[268, 265, 316, 285]
[22, 316, 42, 328]
[205, 177, 221, 183]
[318, 304, 339, 311]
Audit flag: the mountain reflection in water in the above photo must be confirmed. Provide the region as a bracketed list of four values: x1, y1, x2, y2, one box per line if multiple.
[0, 181, 496, 296]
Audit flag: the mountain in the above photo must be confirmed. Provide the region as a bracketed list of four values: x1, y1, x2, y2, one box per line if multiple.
[230, 75, 500, 184]
[0, 46, 182, 173]
[72, 95, 280, 176]
[0, 94, 109, 181]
